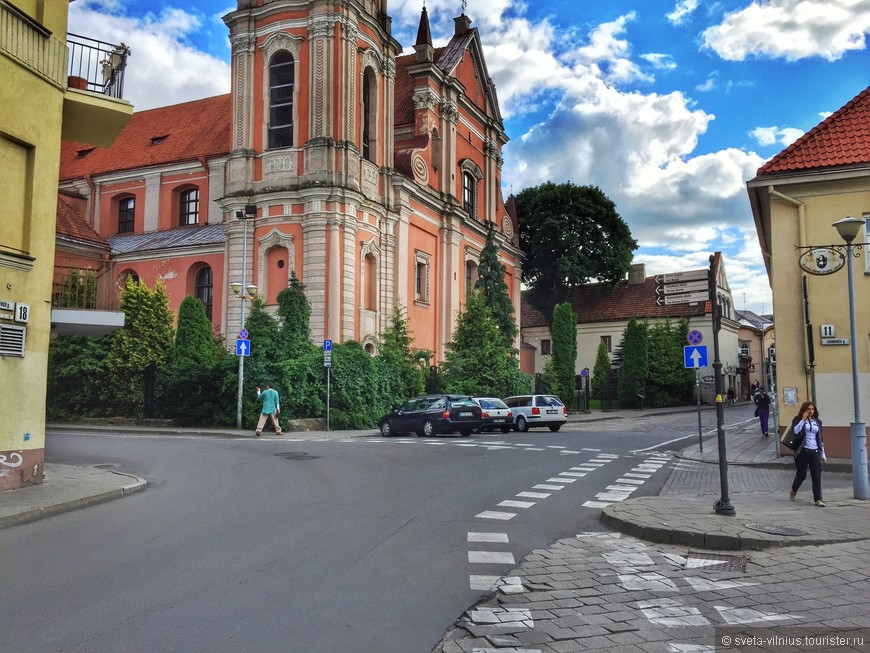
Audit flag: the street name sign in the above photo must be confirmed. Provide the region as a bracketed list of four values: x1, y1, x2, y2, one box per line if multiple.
[654, 280, 708, 295]
[236, 339, 251, 356]
[655, 290, 709, 306]
[654, 269, 707, 284]
[684, 345, 708, 369]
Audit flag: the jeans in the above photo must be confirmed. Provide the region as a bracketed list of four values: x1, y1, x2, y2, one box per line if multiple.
[792, 448, 823, 501]
[758, 410, 769, 434]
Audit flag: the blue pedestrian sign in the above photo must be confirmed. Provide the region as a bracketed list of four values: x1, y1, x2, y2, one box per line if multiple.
[683, 345, 707, 369]
[323, 339, 332, 351]
[236, 339, 251, 357]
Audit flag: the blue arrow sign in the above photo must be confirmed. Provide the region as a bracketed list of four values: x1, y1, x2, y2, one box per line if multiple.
[323, 339, 332, 351]
[684, 345, 708, 369]
[236, 339, 251, 357]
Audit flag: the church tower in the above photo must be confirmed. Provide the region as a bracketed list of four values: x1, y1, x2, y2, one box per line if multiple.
[221, 0, 401, 344]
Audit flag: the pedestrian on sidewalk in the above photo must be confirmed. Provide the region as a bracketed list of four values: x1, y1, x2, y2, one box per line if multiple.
[789, 401, 826, 506]
[754, 387, 771, 436]
[255, 382, 283, 436]
[727, 386, 735, 406]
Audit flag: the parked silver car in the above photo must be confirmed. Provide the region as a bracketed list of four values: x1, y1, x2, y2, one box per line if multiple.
[503, 394, 568, 432]
[471, 397, 513, 433]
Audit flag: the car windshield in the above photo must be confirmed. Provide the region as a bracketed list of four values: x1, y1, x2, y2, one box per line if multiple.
[450, 398, 476, 408]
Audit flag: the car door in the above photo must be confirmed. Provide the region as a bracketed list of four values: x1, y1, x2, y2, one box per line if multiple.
[393, 398, 419, 434]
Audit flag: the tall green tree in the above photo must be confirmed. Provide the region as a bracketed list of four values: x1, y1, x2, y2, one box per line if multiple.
[475, 226, 518, 349]
[174, 295, 221, 367]
[441, 291, 515, 397]
[515, 182, 637, 321]
[106, 278, 175, 416]
[618, 317, 648, 408]
[276, 271, 313, 359]
[547, 302, 578, 406]
[379, 303, 426, 399]
[646, 319, 695, 407]
[591, 340, 611, 402]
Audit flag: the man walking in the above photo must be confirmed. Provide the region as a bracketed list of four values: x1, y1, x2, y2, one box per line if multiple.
[255, 382, 283, 436]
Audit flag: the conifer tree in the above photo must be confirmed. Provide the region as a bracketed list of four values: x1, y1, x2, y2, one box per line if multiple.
[276, 271, 313, 359]
[475, 226, 518, 349]
[618, 317, 648, 408]
[548, 302, 578, 406]
[591, 340, 611, 402]
[379, 303, 425, 398]
[174, 295, 221, 367]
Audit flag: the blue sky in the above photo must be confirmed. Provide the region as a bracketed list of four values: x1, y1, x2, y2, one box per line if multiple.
[69, 0, 870, 315]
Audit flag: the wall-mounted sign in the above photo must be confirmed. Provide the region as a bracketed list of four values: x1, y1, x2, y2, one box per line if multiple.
[0, 299, 13, 312]
[798, 247, 845, 275]
[822, 338, 850, 345]
[820, 324, 835, 337]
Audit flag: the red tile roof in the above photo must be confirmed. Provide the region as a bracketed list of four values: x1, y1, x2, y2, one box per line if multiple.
[59, 94, 232, 181]
[521, 277, 708, 329]
[56, 196, 109, 249]
[756, 85, 870, 176]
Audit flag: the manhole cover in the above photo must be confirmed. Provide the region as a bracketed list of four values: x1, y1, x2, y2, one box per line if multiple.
[685, 552, 747, 572]
[744, 523, 809, 536]
[275, 451, 320, 461]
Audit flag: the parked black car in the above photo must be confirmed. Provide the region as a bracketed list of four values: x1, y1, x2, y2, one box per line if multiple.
[378, 394, 483, 437]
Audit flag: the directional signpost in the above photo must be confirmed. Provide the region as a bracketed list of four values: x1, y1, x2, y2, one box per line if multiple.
[683, 345, 708, 369]
[655, 269, 709, 307]
[236, 339, 251, 357]
[687, 329, 705, 452]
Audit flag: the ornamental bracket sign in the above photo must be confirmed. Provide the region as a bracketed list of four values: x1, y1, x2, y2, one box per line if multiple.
[798, 247, 846, 276]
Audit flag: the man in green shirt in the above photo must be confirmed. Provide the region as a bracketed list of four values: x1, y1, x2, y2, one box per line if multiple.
[255, 382, 283, 436]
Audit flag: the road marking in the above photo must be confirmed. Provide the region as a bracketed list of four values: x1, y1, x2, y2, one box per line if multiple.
[715, 606, 799, 625]
[623, 472, 652, 479]
[637, 599, 711, 626]
[534, 484, 564, 490]
[476, 510, 516, 520]
[559, 471, 587, 477]
[517, 491, 551, 499]
[619, 573, 679, 592]
[470, 575, 502, 590]
[498, 500, 535, 509]
[603, 552, 655, 565]
[588, 458, 611, 463]
[468, 551, 516, 564]
[616, 478, 645, 485]
[685, 578, 758, 591]
[582, 501, 612, 508]
[468, 532, 509, 543]
[571, 466, 599, 471]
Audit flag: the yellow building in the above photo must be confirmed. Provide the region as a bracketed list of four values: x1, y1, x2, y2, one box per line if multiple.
[747, 85, 870, 459]
[0, 1, 131, 490]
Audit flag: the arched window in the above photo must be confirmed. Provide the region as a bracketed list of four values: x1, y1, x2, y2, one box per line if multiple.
[465, 260, 478, 296]
[195, 266, 213, 320]
[364, 253, 377, 310]
[462, 172, 476, 217]
[362, 67, 377, 163]
[119, 269, 139, 288]
[118, 196, 135, 234]
[180, 188, 200, 226]
[268, 51, 295, 149]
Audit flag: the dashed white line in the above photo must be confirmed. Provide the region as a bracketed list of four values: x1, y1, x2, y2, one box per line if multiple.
[468, 551, 516, 564]
[468, 532, 509, 543]
[475, 510, 516, 520]
[498, 500, 535, 509]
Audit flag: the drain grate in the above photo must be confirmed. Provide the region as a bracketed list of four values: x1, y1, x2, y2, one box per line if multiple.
[685, 552, 747, 572]
[275, 451, 320, 460]
[744, 523, 809, 536]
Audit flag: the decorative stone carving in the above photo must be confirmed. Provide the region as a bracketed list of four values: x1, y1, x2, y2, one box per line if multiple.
[257, 228, 296, 290]
[411, 154, 429, 184]
[263, 153, 295, 176]
[230, 33, 257, 52]
[440, 100, 459, 123]
[501, 215, 514, 239]
[412, 88, 440, 111]
[361, 48, 382, 74]
[385, 58, 396, 80]
[309, 15, 338, 38]
[259, 32, 303, 60]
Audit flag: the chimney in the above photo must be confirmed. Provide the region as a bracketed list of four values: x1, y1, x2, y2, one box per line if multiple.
[628, 263, 646, 285]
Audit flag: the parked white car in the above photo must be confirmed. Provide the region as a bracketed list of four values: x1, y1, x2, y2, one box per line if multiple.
[471, 397, 513, 433]
[503, 394, 568, 432]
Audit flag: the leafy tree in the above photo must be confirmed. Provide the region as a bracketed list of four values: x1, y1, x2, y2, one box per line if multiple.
[475, 226, 517, 349]
[106, 278, 175, 416]
[240, 296, 282, 426]
[46, 335, 112, 418]
[441, 291, 515, 397]
[547, 302, 578, 406]
[646, 319, 695, 407]
[515, 181, 637, 320]
[590, 340, 611, 402]
[618, 317, 648, 408]
[378, 303, 426, 399]
[174, 295, 222, 367]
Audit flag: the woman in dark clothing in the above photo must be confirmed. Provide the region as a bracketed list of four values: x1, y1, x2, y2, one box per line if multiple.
[754, 388, 772, 436]
[789, 401, 827, 507]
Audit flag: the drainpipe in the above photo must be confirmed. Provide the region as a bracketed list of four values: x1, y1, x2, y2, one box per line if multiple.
[767, 186, 816, 412]
[198, 157, 210, 223]
[84, 173, 96, 229]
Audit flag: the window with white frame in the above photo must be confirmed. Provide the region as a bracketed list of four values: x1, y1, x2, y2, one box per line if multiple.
[415, 252, 430, 304]
[180, 188, 199, 226]
[268, 51, 295, 149]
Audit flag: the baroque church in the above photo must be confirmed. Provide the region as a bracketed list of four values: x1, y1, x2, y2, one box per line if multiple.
[56, 0, 522, 359]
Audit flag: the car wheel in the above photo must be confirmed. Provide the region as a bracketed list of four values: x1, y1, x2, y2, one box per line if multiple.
[516, 415, 529, 432]
[500, 426, 511, 433]
[380, 421, 393, 437]
[460, 430, 471, 437]
[422, 420, 436, 437]
[549, 425, 561, 432]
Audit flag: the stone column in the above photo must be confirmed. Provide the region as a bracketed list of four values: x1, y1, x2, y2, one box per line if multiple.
[342, 218, 358, 340]
[328, 218, 342, 342]
[302, 215, 328, 341]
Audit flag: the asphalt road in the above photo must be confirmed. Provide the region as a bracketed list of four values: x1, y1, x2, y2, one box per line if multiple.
[0, 416, 723, 653]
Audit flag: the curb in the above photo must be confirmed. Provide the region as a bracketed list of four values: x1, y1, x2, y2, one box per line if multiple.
[0, 472, 146, 530]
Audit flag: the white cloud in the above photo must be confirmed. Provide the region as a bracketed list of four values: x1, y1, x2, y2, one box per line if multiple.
[641, 53, 677, 71]
[695, 74, 717, 92]
[750, 126, 805, 147]
[667, 0, 700, 25]
[69, 0, 230, 110]
[702, 0, 870, 62]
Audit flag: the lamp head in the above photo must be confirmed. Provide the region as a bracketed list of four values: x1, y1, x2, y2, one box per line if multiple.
[833, 216, 864, 244]
[235, 210, 243, 220]
[230, 282, 242, 295]
[244, 204, 257, 219]
[246, 284, 258, 297]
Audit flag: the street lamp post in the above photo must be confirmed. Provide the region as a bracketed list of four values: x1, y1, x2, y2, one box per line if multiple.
[233, 204, 257, 429]
[832, 216, 869, 500]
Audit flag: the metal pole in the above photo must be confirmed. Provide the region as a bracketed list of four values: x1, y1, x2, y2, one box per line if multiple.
[235, 217, 248, 429]
[326, 366, 331, 432]
[845, 240, 869, 499]
[710, 256, 735, 515]
[696, 369, 703, 453]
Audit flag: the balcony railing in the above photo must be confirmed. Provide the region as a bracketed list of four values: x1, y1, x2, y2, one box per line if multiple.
[52, 259, 119, 312]
[66, 33, 130, 99]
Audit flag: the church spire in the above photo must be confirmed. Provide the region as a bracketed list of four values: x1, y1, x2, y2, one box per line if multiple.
[415, 5, 434, 62]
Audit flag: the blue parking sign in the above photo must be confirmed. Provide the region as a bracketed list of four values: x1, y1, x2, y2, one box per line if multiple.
[324, 339, 332, 351]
